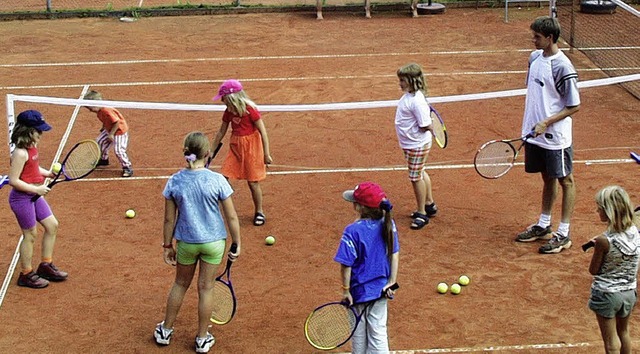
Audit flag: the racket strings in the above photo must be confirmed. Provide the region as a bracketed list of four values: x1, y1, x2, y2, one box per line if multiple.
[475, 141, 516, 177]
[210, 282, 234, 324]
[430, 111, 447, 147]
[305, 305, 356, 349]
[63, 142, 101, 179]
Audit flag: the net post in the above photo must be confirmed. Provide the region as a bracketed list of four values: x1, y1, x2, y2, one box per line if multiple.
[6, 94, 16, 155]
[569, 0, 576, 53]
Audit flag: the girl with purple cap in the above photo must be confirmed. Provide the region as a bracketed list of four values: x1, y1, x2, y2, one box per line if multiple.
[211, 80, 273, 227]
[8, 110, 68, 289]
[335, 181, 400, 353]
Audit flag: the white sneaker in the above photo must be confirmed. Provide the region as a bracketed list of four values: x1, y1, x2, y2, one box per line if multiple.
[154, 321, 173, 345]
[195, 333, 215, 353]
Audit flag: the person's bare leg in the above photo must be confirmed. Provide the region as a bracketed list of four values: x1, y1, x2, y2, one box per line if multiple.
[411, 178, 426, 215]
[316, 0, 324, 19]
[558, 173, 575, 224]
[248, 181, 264, 216]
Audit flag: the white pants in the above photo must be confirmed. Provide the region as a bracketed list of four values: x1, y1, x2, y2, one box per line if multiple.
[351, 298, 389, 354]
[97, 130, 132, 168]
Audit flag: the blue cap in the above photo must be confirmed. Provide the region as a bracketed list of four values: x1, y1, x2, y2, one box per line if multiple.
[16, 110, 52, 131]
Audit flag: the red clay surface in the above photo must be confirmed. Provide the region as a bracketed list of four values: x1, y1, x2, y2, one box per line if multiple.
[0, 8, 639, 354]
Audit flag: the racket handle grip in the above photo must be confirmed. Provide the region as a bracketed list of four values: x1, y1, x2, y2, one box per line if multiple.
[382, 283, 400, 298]
[582, 241, 595, 252]
[229, 242, 238, 253]
[31, 194, 42, 202]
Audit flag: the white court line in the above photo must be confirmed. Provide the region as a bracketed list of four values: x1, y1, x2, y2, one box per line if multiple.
[0, 67, 636, 91]
[66, 158, 637, 182]
[0, 47, 636, 68]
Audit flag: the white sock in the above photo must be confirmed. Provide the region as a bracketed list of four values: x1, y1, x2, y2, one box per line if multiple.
[537, 214, 551, 228]
[557, 223, 570, 238]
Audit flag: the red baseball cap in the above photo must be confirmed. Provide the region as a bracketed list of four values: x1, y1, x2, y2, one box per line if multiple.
[212, 79, 243, 101]
[343, 182, 387, 209]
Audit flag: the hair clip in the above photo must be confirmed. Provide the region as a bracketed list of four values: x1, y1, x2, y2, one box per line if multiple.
[380, 200, 393, 212]
[184, 153, 197, 162]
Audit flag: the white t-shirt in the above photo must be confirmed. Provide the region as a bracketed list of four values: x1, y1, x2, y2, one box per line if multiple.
[395, 90, 432, 149]
[522, 50, 580, 150]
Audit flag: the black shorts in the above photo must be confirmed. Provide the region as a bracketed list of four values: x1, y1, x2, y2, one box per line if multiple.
[524, 143, 573, 178]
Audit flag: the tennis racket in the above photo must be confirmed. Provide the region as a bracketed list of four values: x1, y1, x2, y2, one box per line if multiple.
[31, 140, 101, 202]
[205, 142, 223, 168]
[430, 107, 448, 149]
[304, 283, 399, 351]
[210, 242, 238, 325]
[0, 174, 8, 189]
[474, 132, 534, 179]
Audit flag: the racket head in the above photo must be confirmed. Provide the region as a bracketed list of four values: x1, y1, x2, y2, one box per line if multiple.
[304, 302, 357, 350]
[474, 140, 517, 179]
[60, 140, 101, 180]
[430, 107, 448, 149]
[209, 279, 236, 325]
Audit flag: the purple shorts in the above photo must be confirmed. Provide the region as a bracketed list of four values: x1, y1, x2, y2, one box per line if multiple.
[9, 189, 53, 230]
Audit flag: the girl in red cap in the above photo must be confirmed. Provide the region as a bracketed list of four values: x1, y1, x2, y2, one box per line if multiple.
[8, 110, 68, 289]
[335, 181, 399, 353]
[211, 80, 273, 226]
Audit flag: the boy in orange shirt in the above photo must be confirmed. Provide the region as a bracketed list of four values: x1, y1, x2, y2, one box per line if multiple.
[84, 90, 134, 177]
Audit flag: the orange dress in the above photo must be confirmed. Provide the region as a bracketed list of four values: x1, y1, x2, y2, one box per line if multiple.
[220, 106, 266, 182]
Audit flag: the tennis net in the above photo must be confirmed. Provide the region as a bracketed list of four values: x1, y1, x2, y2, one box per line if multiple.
[556, 0, 640, 99]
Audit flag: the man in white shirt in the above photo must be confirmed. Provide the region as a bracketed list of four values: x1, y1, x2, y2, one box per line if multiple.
[515, 16, 581, 254]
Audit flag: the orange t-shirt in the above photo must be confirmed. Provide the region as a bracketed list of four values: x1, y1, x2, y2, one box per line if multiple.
[97, 107, 128, 135]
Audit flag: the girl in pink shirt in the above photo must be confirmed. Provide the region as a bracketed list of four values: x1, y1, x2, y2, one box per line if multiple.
[211, 80, 273, 226]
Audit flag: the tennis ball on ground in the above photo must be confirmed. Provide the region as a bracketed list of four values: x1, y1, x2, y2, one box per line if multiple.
[265, 235, 276, 245]
[125, 209, 136, 218]
[451, 283, 462, 295]
[436, 282, 448, 294]
[52, 162, 62, 174]
[459, 275, 470, 286]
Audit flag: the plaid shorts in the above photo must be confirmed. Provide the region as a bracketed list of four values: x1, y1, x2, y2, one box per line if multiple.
[403, 142, 431, 181]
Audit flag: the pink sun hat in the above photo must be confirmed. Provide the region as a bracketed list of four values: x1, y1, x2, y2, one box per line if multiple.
[212, 79, 243, 101]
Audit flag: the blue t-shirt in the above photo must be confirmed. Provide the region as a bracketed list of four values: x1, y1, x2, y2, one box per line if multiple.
[334, 218, 400, 303]
[163, 168, 234, 244]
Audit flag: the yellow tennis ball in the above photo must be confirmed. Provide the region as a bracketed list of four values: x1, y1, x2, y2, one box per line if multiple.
[125, 209, 136, 218]
[436, 282, 448, 294]
[459, 275, 470, 286]
[52, 162, 62, 174]
[265, 235, 275, 245]
[451, 283, 462, 295]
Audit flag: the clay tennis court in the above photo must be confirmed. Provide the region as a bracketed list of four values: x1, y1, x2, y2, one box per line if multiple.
[0, 7, 639, 354]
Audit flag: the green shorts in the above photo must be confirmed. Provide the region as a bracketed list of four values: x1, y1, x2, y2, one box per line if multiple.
[176, 239, 226, 265]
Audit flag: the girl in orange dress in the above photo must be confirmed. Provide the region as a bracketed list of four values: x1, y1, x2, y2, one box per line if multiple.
[211, 80, 273, 226]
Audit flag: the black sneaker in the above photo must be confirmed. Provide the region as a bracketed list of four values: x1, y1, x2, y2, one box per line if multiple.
[36, 262, 68, 281]
[539, 232, 572, 254]
[97, 159, 110, 166]
[18, 271, 49, 288]
[515, 225, 552, 242]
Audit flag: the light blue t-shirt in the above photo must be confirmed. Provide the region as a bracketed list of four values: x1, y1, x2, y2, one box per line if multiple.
[334, 218, 400, 303]
[163, 168, 234, 244]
